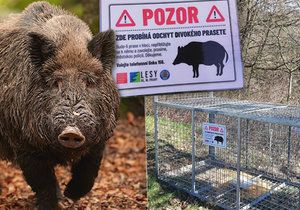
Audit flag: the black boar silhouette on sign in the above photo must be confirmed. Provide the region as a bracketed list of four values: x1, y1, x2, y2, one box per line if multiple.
[173, 41, 229, 78]
[214, 136, 224, 144]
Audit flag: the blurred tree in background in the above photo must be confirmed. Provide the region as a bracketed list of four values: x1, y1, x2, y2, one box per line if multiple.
[0, 0, 145, 117]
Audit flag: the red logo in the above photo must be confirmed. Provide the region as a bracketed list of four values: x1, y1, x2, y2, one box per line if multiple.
[116, 10, 136, 27]
[206, 5, 225, 22]
[116, 73, 128, 84]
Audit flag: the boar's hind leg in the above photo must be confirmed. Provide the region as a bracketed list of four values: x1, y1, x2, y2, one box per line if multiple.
[18, 155, 59, 210]
[64, 145, 104, 200]
[220, 63, 224, 76]
[215, 64, 220, 76]
[192, 64, 199, 78]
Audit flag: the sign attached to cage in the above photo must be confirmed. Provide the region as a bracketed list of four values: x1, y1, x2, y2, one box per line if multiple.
[295, 127, 300, 134]
[202, 123, 227, 148]
[100, 0, 244, 97]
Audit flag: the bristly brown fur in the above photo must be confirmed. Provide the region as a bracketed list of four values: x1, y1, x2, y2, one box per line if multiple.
[0, 2, 119, 209]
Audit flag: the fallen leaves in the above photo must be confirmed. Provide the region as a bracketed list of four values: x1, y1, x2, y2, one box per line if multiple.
[127, 112, 136, 125]
[0, 118, 147, 209]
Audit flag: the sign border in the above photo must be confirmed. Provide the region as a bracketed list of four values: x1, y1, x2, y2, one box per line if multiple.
[202, 122, 227, 149]
[109, 0, 237, 90]
[99, 0, 244, 97]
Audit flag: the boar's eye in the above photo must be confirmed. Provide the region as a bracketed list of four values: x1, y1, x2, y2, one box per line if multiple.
[53, 80, 59, 88]
[46, 78, 60, 89]
[85, 77, 97, 88]
[45, 75, 61, 89]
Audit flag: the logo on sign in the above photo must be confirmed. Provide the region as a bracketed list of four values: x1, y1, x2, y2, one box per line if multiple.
[116, 10, 136, 27]
[206, 5, 225, 22]
[141, 70, 158, 82]
[160, 70, 170, 80]
[116, 73, 128, 84]
[130, 72, 141, 83]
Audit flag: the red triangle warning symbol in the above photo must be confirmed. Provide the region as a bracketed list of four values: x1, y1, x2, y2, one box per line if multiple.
[116, 10, 136, 27]
[206, 5, 225, 22]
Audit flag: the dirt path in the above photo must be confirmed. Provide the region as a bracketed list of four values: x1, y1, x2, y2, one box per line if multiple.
[0, 118, 147, 210]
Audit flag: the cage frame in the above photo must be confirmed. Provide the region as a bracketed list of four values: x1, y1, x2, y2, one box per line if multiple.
[153, 95, 300, 210]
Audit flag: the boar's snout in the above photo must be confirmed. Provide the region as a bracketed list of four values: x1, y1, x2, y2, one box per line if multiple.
[173, 57, 180, 65]
[58, 126, 86, 149]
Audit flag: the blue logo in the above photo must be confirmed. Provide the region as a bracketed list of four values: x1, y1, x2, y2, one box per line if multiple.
[130, 72, 141, 83]
[160, 70, 170, 80]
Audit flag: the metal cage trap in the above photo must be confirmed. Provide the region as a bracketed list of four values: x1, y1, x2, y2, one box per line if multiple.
[153, 96, 300, 210]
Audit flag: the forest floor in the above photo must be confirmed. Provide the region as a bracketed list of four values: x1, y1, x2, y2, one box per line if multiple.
[0, 116, 147, 210]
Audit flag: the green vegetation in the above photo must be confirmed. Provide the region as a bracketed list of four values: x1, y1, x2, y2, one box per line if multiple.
[146, 115, 192, 164]
[148, 174, 176, 208]
[0, 0, 90, 31]
[146, 115, 192, 135]
[0, 0, 82, 16]
[148, 174, 210, 210]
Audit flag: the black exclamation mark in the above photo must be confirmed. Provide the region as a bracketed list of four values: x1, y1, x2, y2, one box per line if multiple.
[213, 11, 217, 19]
[124, 15, 127, 23]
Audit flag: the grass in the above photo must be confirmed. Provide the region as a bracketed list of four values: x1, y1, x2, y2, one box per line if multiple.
[148, 175, 175, 208]
[146, 115, 195, 147]
[147, 173, 211, 210]
[146, 115, 192, 133]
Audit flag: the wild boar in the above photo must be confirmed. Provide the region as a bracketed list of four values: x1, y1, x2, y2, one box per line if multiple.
[173, 41, 229, 78]
[0, 1, 119, 210]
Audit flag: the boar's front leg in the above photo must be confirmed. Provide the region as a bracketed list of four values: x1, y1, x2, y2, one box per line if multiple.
[18, 154, 59, 210]
[64, 144, 105, 200]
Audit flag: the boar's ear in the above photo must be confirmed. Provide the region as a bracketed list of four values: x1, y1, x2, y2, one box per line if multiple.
[28, 32, 56, 67]
[88, 30, 116, 72]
